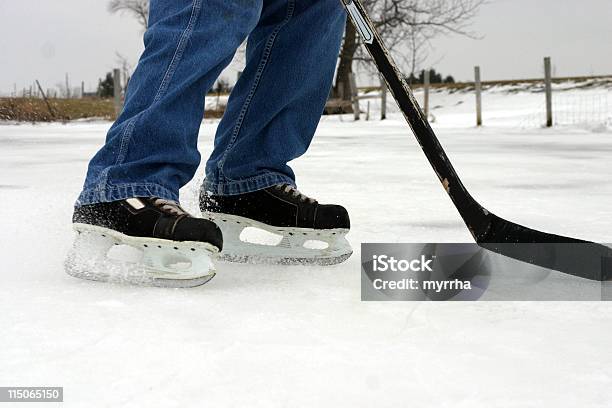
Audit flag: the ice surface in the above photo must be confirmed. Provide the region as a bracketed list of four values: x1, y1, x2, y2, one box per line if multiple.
[1, 85, 612, 407]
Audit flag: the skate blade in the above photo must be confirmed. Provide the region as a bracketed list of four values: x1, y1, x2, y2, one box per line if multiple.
[220, 251, 353, 266]
[65, 224, 218, 288]
[203, 213, 353, 266]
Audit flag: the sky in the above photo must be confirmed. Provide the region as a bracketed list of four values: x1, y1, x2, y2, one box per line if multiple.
[0, 0, 611, 95]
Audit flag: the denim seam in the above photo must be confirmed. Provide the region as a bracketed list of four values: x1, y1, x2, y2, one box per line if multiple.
[115, 119, 136, 166]
[83, 182, 175, 194]
[86, 182, 173, 190]
[98, 0, 202, 198]
[204, 172, 296, 195]
[97, 168, 110, 200]
[153, 0, 203, 103]
[79, 182, 178, 203]
[218, 0, 296, 176]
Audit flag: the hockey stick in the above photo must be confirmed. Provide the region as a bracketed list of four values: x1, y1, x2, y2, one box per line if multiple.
[341, 0, 612, 281]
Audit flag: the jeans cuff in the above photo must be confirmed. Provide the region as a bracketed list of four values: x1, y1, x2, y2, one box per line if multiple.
[76, 182, 178, 206]
[203, 172, 296, 196]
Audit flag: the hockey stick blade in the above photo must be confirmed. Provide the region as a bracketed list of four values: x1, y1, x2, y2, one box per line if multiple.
[341, 0, 612, 280]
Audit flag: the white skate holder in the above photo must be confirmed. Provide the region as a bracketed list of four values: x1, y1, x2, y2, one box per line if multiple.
[206, 213, 352, 265]
[65, 224, 217, 288]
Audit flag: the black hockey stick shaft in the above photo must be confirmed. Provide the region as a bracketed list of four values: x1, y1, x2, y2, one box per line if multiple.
[341, 0, 487, 237]
[340, 0, 612, 280]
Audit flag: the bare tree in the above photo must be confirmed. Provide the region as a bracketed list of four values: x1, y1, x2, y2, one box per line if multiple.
[406, 21, 429, 82]
[115, 52, 134, 88]
[334, 0, 485, 100]
[108, 0, 150, 28]
[107, 0, 482, 104]
[214, 79, 231, 94]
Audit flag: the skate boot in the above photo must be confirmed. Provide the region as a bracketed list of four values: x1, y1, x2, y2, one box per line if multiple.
[200, 184, 352, 265]
[65, 197, 223, 288]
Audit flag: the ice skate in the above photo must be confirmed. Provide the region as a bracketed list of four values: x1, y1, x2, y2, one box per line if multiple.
[65, 197, 223, 288]
[200, 184, 352, 265]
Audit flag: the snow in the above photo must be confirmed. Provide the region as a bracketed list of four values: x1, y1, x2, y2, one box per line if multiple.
[1, 84, 612, 407]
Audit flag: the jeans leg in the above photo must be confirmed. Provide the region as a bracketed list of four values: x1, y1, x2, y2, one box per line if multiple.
[204, 0, 346, 195]
[77, 0, 263, 205]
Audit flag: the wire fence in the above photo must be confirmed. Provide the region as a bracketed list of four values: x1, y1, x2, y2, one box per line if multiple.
[519, 90, 611, 129]
[4, 59, 612, 127]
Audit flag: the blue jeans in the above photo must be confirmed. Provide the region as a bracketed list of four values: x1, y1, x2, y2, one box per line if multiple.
[77, 0, 346, 205]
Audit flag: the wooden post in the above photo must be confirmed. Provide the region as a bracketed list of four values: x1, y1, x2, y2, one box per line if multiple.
[380, 75, 387, 120]
[35, 80, 56, 119]
[544, 57, 553, 127]
[423, 69, 430, 120]
[65, 73, 70, 99]
[349, 72, 360, 121]
[81, 81, 85, 98]
[113, 68, 122, 117]
[474, 66, 482, 127]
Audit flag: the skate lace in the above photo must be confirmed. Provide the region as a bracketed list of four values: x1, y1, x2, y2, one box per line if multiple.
[152, 198, 187, 216]
[275, 184, 317, 203]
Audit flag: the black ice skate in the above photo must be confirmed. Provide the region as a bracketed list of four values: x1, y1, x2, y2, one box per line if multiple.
[200, 184, 352, 265]
[65, 197, 223, 288]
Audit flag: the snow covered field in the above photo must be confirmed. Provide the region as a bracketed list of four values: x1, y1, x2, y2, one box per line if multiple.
[1, 85, 612, 406]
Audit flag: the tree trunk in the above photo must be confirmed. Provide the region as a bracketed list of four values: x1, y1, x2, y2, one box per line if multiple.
[333, 20, 358, 101]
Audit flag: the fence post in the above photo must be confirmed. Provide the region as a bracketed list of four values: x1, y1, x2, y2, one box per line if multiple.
[65, 73, 70, 99]
[380, 75, 387, 120]
[423, 69, 430, 120]
[113, 68, 122, 117]
[544, 57, 553, 127]
[349, 72, 360, 121]
[474, 66, 482, 127]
